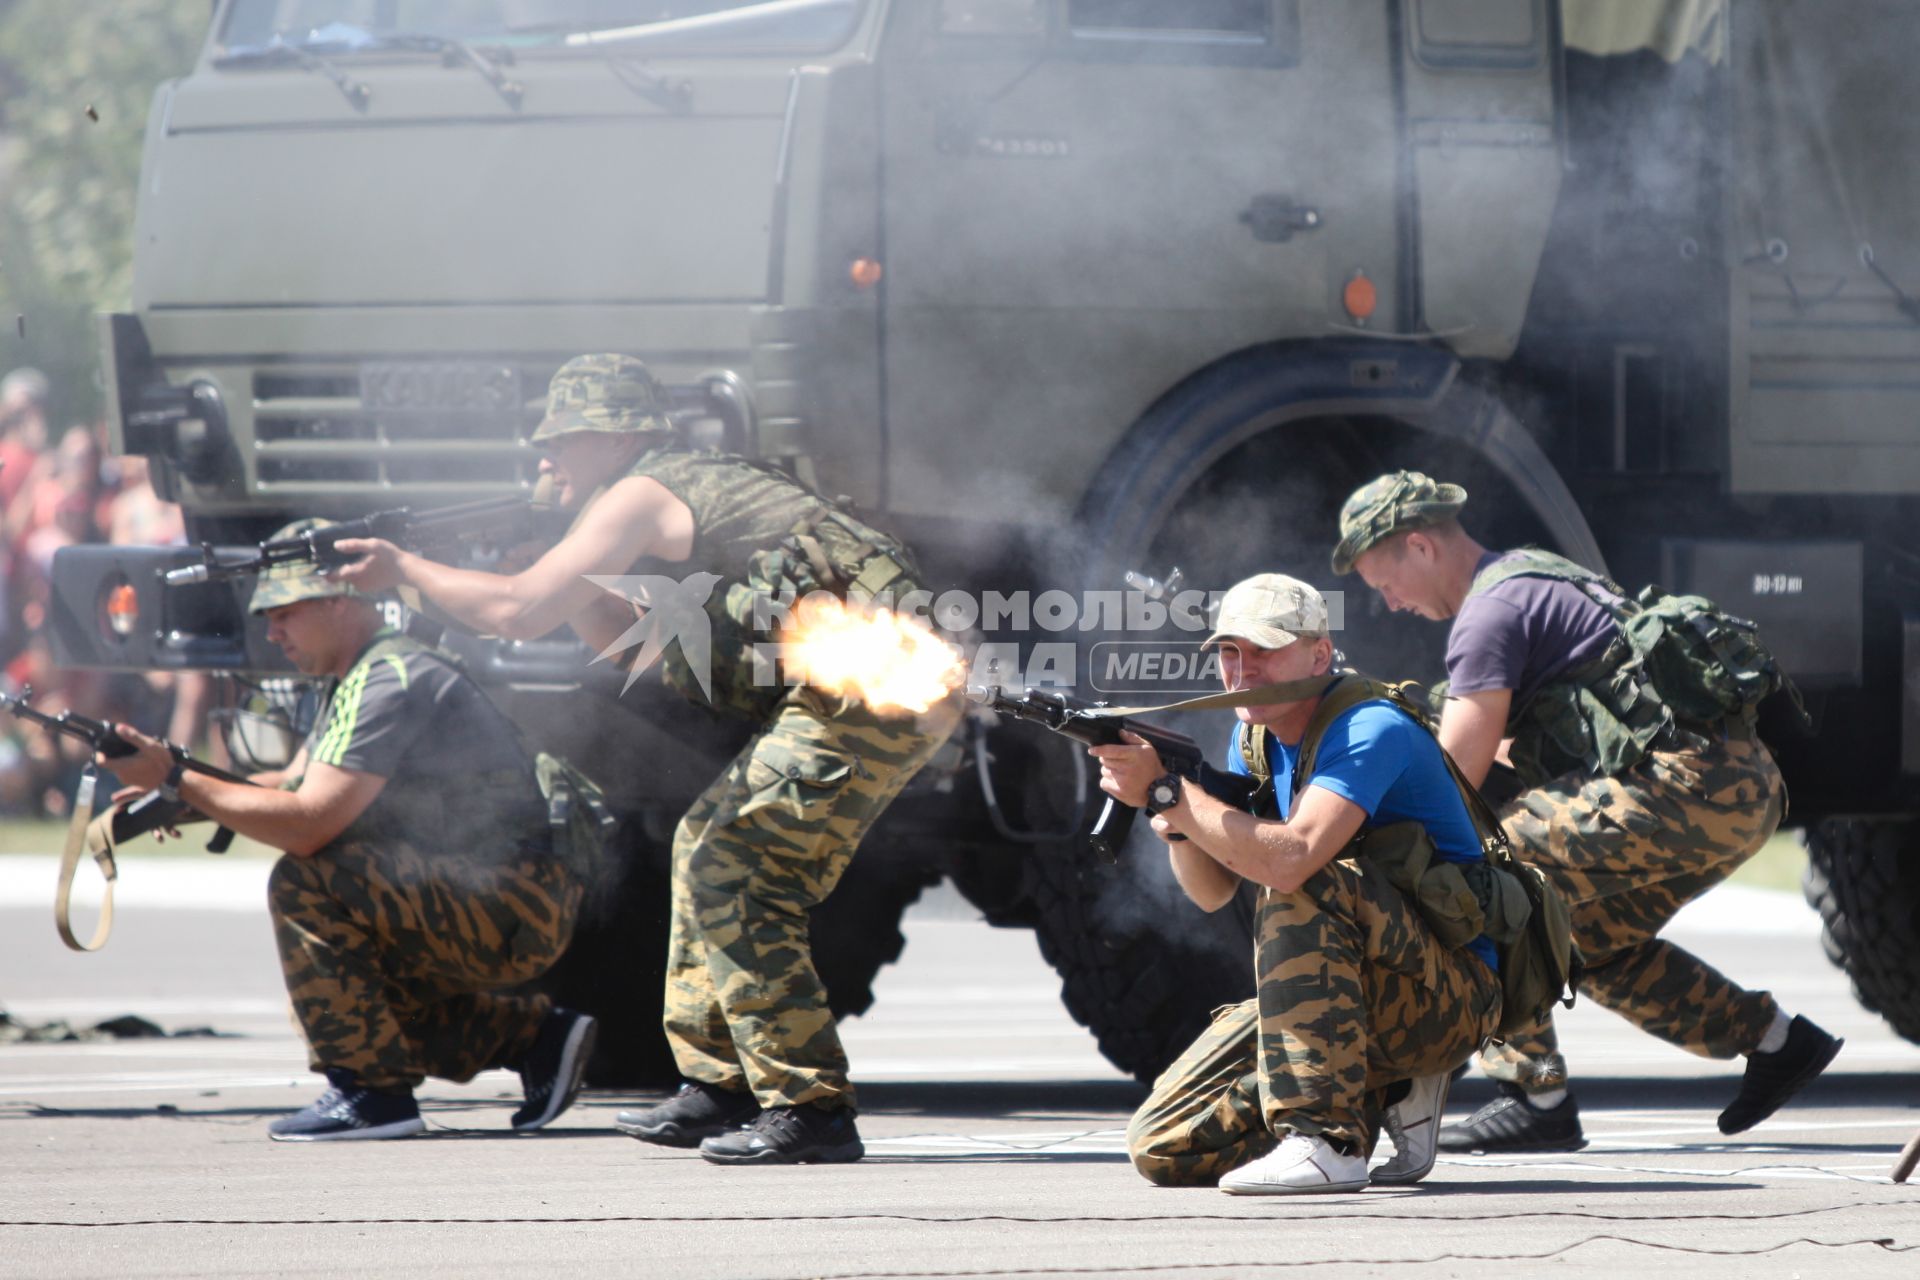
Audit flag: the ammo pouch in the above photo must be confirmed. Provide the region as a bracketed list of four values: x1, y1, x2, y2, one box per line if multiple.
[534, 752, 616, 881]
[1485, 851, 1580, 1038]
[1283, 674, 1583, 1038]
[1350, 821, 1535, 954]
[1353, 819, 1579, 1037]
[1349, 821, 1486, 951]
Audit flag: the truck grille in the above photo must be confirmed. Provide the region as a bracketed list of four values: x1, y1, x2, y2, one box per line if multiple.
[249, 363, 546, 494]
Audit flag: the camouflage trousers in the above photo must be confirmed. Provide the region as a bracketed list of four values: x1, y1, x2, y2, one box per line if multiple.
[1482, 727, 1784, 1094]
[1128, 858, 1503, 1186]
[663, 687, 960, 1111]
[268, 839, 580, 1092]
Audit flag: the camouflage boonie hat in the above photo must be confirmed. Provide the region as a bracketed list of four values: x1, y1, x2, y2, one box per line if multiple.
[1330, 470, 1468, 575]
[1202, 573, 1330, 651]
[247, 519, 362, 614]
[529, 353, 672, 444]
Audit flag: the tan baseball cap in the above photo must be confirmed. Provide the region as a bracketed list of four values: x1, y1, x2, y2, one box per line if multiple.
[1202, 574, 1330, 650]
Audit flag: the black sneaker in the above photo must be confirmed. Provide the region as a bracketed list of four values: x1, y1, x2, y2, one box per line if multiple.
[1718, 1016, 1843, 1135]
[615, 1082, 760, 1147]
[510, 1008, 599, 1131]
[1436, 1083, 1587, 1153]
[698, 1102, 864, 1165]
[268, 1069, 425, 1143]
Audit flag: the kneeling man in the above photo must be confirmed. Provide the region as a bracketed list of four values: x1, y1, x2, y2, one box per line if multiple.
[1093, 575, 1501, 1193]
[96, 524, 593, 1141]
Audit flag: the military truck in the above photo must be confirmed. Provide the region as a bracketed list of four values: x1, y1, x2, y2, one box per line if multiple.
[50, 0, 1920, 1081]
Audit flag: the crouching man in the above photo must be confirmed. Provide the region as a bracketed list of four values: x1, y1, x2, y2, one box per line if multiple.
[95, 523, 594, 1141]
[1092, 575, 1502, 1193]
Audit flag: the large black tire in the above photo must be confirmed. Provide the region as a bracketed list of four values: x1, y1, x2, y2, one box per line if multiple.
[1025, 831, 1256, 1085]
[542, 830, 934, 1088]
[1804, 817, 1920, 1044]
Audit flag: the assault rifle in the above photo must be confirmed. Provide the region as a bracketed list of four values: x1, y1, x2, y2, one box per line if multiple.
[162, 495, 537, 585]
[0, 689, 253, 851]
[969, 685, 1256, 862]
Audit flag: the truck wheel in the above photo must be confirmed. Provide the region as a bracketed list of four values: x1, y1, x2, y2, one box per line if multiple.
[1025, 836, 1256, 1084]
[810, 860, 941, 1021]
[1804, 817, 1920, 1044]
[543, 837, 934, 1088]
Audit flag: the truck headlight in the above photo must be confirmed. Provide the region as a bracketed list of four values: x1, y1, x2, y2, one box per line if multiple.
[126, 379, 230, 484]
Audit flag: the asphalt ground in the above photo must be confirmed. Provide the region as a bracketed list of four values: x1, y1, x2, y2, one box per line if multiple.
[1, 857, 1916, 1279]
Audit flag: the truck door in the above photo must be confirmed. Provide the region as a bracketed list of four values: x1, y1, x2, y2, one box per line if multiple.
[1397, 0, 1561, 357]
[874, 1, 1401, 521]
[1727, 0, 1920, 495]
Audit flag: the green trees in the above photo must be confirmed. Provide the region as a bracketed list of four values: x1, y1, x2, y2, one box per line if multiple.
[0, 2, 206, 425]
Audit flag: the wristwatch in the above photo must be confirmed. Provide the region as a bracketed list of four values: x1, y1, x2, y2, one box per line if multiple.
[1143, 772, 1184, 816]
[159, 759, 187, 804]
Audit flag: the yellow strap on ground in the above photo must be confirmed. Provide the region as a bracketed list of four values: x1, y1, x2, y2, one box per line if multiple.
[54, 768, 116, 953]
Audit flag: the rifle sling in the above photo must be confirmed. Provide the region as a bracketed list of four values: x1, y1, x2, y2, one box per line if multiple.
[1075, 675, 1343, 720]
[55, 767, 116, 953]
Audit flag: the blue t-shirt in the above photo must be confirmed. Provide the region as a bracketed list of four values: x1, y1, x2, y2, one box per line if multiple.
[1227, 702, 1498, 970]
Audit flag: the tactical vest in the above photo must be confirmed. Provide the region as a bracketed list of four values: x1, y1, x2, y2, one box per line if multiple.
[1465, 549, 1798, 787]
[617, 448, 921, 719]
[1237, 674, 1581, 1037]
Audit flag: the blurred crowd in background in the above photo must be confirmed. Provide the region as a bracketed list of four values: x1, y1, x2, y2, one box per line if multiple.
[0, 364, 219, 820]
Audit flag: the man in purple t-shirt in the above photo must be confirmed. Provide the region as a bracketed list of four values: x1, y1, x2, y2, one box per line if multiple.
[1331, 471, 1839, 1154]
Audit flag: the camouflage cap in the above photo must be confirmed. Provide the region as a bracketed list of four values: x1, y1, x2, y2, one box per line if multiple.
[1330, 470, 1468, 575]
[247, 519, 362, 614]
[528, 353, 673, 444]
[1203, 573, 1330, 650]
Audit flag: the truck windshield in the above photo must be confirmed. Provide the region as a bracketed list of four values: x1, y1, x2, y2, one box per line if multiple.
[220, 1, 862, 52]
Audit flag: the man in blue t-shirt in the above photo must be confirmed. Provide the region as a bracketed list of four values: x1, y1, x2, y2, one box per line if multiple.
[1092, 574, 1501, 1196]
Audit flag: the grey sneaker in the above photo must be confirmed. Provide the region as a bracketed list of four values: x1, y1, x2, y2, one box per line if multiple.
[1372, 1071, 1451, 1184]
[616, 1082, 760, 1147]
[268, 1069, 425, 1143]
[1437, 1082, 1587, 1153]
[698, 1103, 864, 1165]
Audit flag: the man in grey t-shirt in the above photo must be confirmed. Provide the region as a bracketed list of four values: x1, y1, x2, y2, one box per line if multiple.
[1330, 471, 1839, 1153]
[96, 523, 596, 1143]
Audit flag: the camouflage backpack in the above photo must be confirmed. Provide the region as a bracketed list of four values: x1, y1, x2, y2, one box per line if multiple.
[1470, 550, 1805, 784]
[1619, 585, 1806, 727]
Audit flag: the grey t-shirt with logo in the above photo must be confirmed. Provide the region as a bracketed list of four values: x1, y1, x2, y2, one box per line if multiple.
[1444, 551, 1619, 706]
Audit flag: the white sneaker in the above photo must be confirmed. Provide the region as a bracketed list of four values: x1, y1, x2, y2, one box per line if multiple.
[1371, 1071, 1451, 1185]
[1219, 1133, 1369, 1195]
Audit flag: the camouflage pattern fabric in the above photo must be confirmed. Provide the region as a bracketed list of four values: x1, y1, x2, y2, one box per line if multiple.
[269, 839, 581, 1091]
[627, 447, 922, 719]
[529, 353, 673, 443]
[1127, 858, 1502, 1186]
[1330, 470, 1469, 575]
[663, 686, 961, 1111]
[1478, 727, 1785, 1094]
[247, 518, 365, 613]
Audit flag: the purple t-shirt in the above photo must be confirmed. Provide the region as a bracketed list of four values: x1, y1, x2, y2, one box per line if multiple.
[1445, 551, 1619, 706]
